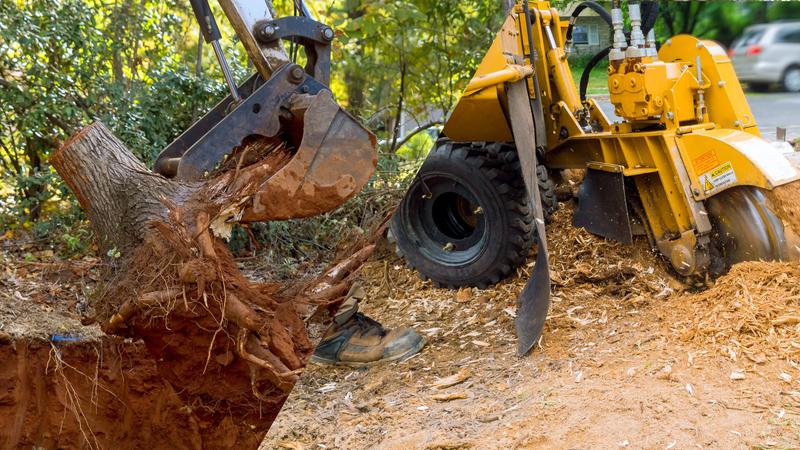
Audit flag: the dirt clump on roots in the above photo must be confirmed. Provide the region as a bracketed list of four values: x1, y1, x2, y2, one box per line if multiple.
[1, 214, 378, 448]
[81, 210, 375, 444]
[3, 119, 380, 447]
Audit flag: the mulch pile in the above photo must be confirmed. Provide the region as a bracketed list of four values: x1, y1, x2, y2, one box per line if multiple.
[670, 261, 800, 363]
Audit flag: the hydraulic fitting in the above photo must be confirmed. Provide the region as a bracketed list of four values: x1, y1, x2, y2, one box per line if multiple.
[609, 7, 628, 63]
[626, 3, 646, 59]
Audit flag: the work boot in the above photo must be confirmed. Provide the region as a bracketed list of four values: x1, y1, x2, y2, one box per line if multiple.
[311, 293, 425, 367]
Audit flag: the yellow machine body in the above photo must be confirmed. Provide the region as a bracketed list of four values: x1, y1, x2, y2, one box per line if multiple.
[442, 1, 800, 276]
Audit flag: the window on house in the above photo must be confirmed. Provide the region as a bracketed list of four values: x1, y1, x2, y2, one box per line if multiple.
[573, 24, 599, 45]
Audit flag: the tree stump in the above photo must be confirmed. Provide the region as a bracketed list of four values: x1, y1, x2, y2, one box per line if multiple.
[51, 122, 374, 445]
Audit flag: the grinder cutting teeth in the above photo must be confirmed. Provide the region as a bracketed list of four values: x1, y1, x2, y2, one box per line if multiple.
[154, 0, 377, 221]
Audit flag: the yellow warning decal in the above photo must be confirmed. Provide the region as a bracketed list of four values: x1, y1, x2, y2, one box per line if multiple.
[699, 161, 737, 194]
[710, 161, 733, 178]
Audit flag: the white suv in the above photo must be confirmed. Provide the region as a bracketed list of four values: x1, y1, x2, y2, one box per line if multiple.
[731, 21, 800, 92]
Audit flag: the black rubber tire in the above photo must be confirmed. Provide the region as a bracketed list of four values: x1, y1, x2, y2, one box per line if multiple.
[782, 65, 800, 93]
[390, 140, 556, 289]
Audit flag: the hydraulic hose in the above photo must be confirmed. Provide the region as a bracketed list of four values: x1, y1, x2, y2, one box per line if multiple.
[564, 1, 614, 102]
[565, 1, 613, 46]
[641, 1, 659, 35]
[579, 45, 611, 101]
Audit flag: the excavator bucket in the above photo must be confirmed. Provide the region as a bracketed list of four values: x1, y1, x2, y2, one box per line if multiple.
[240, 89, 377, 222]
[154, 0, 377, 222]
[154, 66, 377, 222]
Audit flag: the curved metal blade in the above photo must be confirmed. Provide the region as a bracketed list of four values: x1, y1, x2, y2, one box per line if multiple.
[507, 79, 551, 356]
[706, 186, 800, 270]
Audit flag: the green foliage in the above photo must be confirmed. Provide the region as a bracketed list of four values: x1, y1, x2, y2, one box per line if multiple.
[396, 130, 435, 160]
[322, 0, 505, 152]
[656, 1, 800, 46]
[0, 0, 239, 229]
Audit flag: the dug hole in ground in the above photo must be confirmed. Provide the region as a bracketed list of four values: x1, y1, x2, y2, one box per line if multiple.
[0, 123, 377, 449]
[0, 252, 303, 449]
[0, 239, 368, 449]
[263, 182, 800, 449]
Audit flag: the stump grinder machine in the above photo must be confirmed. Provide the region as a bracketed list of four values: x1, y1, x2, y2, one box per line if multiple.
[391, 1, 800, 354]
[154, 0, 376, 221]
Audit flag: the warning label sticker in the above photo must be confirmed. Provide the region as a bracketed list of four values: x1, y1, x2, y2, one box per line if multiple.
[693, 150, 719, 175]
[699, 161, 737, 194]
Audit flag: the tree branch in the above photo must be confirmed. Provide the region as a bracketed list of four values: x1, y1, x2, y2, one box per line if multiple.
[389, 58, 407, 153]
[391, 121, 443, 152]
[0, 138, 21, 175]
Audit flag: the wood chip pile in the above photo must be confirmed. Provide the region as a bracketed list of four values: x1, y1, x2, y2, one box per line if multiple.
[670, 261, 800, 363]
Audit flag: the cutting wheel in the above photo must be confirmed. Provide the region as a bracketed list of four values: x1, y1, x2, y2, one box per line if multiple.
[705, 186, 800, 275]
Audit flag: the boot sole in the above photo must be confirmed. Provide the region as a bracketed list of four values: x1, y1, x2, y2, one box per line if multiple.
[309, 336, 426, 368]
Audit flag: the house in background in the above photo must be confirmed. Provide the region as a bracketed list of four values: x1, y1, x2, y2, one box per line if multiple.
[561, 1, 612, 57]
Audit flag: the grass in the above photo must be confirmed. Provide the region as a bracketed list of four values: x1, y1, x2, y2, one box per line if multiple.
[570, 64, 609, 96]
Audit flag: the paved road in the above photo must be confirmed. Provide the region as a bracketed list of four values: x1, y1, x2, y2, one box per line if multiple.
[595, 92, 800, 142]
[746, 93, 800, 141]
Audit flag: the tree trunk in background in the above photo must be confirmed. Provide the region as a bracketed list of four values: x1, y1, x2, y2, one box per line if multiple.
[50, 122, 373, 445]
[344, 0, 368, 117]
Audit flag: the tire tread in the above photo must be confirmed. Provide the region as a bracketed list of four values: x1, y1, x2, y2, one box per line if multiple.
[392, 140, 556, 289]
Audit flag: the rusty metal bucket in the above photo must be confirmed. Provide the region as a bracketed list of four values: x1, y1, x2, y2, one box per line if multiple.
[154, 65, 377, 222]
[241, 89, 377, 221]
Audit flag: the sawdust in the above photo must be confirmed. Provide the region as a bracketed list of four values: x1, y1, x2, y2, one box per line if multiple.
[669, 261, 800, 362]
[263, 201, 800, 449]
[768, 180, 800, 236]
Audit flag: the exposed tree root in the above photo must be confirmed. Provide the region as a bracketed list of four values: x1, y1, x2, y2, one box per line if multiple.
[50, 121, 379, 442]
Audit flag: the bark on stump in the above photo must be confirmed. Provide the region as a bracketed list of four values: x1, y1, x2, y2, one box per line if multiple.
[51, 122, 373, 444]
